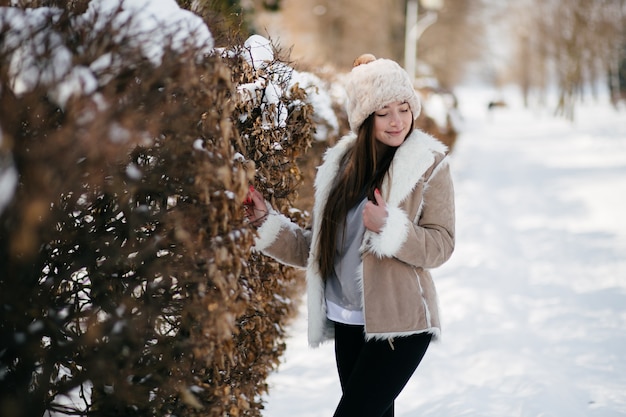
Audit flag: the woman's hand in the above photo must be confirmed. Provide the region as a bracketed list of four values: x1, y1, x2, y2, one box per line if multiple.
[244, 185, 269, 227]
[363, 188, 387, 233]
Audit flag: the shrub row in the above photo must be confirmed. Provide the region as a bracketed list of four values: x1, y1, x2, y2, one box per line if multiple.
[0, 4, 312, 417]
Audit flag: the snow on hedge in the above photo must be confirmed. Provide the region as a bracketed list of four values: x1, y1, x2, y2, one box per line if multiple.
[0, 2, 340, 216]
[0, 0, 214, 108]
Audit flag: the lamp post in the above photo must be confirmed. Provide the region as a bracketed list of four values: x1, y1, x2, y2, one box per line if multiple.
[404, 0, 444, 81]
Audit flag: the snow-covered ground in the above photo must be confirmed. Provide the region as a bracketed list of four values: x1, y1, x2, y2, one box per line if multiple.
[262, 86, 626, 417]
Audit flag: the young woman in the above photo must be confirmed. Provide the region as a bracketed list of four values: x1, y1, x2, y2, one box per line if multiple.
[244, 54, 455, 417]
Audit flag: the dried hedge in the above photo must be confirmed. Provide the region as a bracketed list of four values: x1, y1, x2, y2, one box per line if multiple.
[0, 5, 311, 417]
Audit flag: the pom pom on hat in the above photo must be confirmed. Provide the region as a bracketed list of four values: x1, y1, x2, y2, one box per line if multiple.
[345, 54, 421, 133]
[352, 53, 377, 67]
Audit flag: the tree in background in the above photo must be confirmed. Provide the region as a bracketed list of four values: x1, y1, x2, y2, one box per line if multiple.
[608, 43, 626, 104]
[508, 0, 625, 118]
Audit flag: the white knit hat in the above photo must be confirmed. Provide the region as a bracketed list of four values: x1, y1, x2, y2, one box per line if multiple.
[344, 54, 421, 133]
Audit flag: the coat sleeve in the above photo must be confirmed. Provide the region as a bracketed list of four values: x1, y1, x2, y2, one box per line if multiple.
[252, 205, 312, 269]
[369, 156, 455, 269]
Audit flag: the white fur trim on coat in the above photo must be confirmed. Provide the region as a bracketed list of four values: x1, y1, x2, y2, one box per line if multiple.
[365, 327, 441, 342]
[366, 205, 411, 258]
[382, 130, 447, 207]
[253, 206, 288, 251]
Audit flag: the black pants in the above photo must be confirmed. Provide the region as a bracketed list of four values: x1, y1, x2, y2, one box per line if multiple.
[333, 322, 432, 417]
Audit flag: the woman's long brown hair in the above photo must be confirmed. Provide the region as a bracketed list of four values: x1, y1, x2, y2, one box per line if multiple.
[317, 114, 414, 279]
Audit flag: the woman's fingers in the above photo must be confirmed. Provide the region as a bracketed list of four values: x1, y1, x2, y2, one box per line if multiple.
[363, 190, 388, 232]
[244, 185, 269, 226]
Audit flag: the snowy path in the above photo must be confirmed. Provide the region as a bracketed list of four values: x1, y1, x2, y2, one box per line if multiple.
[262, 86, 626, 417]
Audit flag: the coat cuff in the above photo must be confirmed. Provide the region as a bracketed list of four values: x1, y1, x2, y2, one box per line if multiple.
[253, 206, 289, 252]
[368, 205, 410, 258]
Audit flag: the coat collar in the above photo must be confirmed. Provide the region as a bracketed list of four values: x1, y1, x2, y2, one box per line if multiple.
[314, 129, 447, 209]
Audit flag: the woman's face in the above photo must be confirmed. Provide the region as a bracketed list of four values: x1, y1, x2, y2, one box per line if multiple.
[373, 101, 413, 148]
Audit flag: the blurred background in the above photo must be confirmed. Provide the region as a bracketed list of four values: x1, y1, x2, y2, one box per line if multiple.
[231, 0, 625, 117]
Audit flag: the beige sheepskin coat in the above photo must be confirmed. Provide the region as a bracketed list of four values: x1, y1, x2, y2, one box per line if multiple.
[254, 129, 455, 347]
